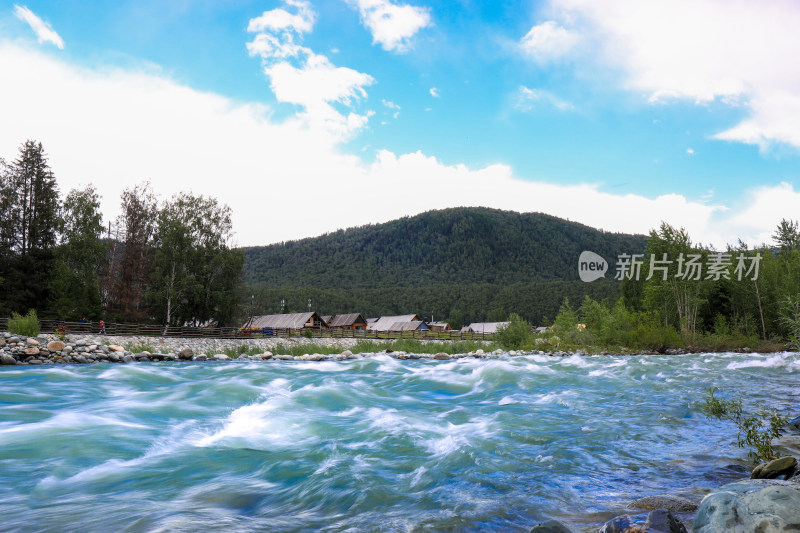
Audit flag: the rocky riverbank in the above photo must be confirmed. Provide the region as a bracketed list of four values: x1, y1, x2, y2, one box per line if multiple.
[0, 331, 506, 365]
[529, 455, 800, 532]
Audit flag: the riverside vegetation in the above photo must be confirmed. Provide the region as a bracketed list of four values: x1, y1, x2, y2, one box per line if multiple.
[3, 139, 800, 356]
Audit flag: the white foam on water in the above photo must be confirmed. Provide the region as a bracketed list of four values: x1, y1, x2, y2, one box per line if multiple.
[364, 406, 496, 456]
[192, 378, 314, 449]
[424, 418, 494, 457]
[498, 396, 518, 405]
[291, 361, 351, 372]
[0, 411, 149, 444]
[532, 390, 577, 407]
[557, 354, 593, 368]
[406, 466, 428, 488]
[726, 353, 792, 370]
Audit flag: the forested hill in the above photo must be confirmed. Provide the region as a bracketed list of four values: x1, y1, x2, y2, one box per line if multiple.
[242, 207, 647, 288]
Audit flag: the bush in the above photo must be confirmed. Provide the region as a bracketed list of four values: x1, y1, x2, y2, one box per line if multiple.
[780, 295, 800, 351]
[496, 313, 533, 350]
[8, 310, 40, 337]
[703, 389, 790, 463]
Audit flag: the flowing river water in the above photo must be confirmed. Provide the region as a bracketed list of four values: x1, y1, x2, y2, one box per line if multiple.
[1, 352, 799, 532]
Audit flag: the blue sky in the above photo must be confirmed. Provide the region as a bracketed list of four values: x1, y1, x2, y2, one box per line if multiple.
[1, 0, 799, 246]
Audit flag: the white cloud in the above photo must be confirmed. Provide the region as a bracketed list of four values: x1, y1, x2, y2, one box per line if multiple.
[13, 5, 64, 49]
[0, 41, 789, 249]
[519, 20, 576, 63]
[686, 148, 695, 155]
[247, 0, 374, 139]
[535, 0, 800, 150]
[348, 0, 431, 52]
[516, 86, 574, 112]
[429, 87, 439, 97]
[724, 182, 800, 247]
[247, 0, 315, 34]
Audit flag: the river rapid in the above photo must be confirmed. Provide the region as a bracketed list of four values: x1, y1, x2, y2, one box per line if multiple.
[1, 351, 799, 532]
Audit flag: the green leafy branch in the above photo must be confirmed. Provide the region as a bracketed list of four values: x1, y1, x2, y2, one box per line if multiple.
[703, 389, 790, 463]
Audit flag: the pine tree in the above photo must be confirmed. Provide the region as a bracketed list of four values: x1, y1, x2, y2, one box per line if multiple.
[0, 141, 60, 315]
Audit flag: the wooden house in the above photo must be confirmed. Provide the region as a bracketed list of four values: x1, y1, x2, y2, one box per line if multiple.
[328, 313, 368, 331]
[243, 312, 327, 330]
[367, 314, 423, 332]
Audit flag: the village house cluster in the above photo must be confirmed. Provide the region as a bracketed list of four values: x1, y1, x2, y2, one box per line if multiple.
[241, 312, 513, 335]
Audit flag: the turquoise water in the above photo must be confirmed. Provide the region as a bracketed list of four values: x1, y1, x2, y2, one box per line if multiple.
[1, 352, 799, 532]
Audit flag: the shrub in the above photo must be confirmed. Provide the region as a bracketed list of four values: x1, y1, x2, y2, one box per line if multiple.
[8, 310, 40, 337]
[496, 313, 533, 350]
[780, 295, 800, 351]
[703, 389, 790, 463]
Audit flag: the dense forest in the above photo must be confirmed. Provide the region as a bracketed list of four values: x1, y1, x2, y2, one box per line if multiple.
[0, 140, 243, 326]
[243, 208, 647, 327]
[244, 207, 647, 287]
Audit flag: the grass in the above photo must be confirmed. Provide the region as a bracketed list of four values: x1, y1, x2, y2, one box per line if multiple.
[8, 310, 40, 337]
[268, 338, 498, 357]
[124, 341, 156, 353]
[204, 344, 264, 359]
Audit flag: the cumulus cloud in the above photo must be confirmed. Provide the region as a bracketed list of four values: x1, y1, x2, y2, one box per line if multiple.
[516, 86, 574, 112]
[13, 5, 64, 49]
[519, 20, 576, 63]
[348, 0, 431, 52]
[529, 0, 800, 151]
[429, 87, 439, 97]
[0, 41, 786, 249]
[247, 0, 374, 139]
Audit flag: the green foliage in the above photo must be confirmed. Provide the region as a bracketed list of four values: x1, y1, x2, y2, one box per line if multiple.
[124, 340, 156, 353]
[242, 207, 645, 325]
[150, 192, 243, 327]
[773, 218, 800, 252]
[703, 389, 790, 463]
[269, 338, 497, 356]
[48, 185, 105, 320]
[249, 279, 621, 330]
[780, 295, 800, 351]
[8, 309, 40, 337]
[0, 141, 60, 316]
[106, 182, 158, 322]
[495, 313, 533, 350]
[206, 344, 262, 359]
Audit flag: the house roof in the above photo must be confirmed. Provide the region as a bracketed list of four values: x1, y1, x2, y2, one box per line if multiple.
[321, 315, 332, 324]
[465, 322, 510, 334]
[329, 313, 366, 327]
[389, 320, 429, 332]
[245, 312, 323, 329]
[367, 314, 421, 331]
[429, 322, 450, 328]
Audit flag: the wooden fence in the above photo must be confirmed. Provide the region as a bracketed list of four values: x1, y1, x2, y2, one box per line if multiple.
[0, 318, 496, 341]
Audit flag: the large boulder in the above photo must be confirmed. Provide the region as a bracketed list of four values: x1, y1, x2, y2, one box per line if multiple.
[1, 353, 17, 365]
[692, 479, 800, 532]
[629, 495, 697, 513]
[644, 509, 687, 533]
[599, 515, 636, 533]
[108, 344, 125, 352]
[751, 456, 798, 480]
[47, 340, 65, 352]
[529, 520, 573, 533]
[24, 347, 40, 356]
[178, 347, 194, 360]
